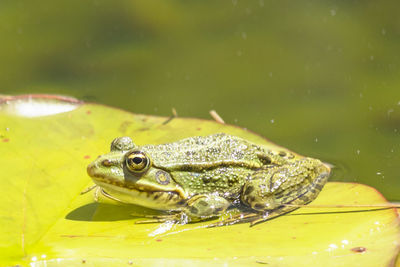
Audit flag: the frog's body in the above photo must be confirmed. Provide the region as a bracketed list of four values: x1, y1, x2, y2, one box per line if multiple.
[87, 133, 330, 226]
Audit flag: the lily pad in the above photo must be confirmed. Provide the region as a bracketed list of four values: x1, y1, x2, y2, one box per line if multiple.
[0, 94, 399, 266]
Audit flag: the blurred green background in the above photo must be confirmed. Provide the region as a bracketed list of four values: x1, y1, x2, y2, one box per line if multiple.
[1, 1, 399, 200]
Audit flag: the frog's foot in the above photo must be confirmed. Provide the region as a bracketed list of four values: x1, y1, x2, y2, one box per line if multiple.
[80, 184, 102, 202]
[133, 211, 189, 225]
[206, 212, 259, 227]
[207, 209, 289, 227]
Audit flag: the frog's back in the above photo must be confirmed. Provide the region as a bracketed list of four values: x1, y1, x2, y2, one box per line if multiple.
[141, 133, 266, 171]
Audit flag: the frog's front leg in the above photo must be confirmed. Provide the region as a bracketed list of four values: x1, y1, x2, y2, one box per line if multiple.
[183, 194, 231, 222]
[135, 194, 231, 225]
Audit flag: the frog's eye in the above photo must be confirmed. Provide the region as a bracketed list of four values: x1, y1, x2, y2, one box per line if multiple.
[125, 151, 150, 173]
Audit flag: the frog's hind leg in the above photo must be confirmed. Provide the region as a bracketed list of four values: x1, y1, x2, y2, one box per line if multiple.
[239, 159, 330, 226]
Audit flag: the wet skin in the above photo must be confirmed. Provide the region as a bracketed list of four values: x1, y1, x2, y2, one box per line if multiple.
[87, 133, 330, 225]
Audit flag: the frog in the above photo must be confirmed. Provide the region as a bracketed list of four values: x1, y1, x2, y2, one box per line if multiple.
[86, 133, 330, 226]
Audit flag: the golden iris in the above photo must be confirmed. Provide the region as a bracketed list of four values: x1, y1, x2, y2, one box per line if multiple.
[125, 151, 150, 173]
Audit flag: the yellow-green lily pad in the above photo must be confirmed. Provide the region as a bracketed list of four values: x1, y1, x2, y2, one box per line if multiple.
[1, 94, 399, 266]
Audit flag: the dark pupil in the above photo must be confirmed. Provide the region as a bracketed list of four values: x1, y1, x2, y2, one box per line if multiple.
[132, 157, 143, 165]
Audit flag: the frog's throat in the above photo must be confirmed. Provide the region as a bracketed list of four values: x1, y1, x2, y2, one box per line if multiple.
[91, 177, 188, 209]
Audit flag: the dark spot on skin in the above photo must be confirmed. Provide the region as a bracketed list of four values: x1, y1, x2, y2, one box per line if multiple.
[197, 128, 201, 131]
[86, 110, 91, 114]
[299, 195, 310, 202]
[278, 151, 287, 157]
[83, 155, 91, 159]
[167, 194, 174, 200]
[314, 183, 323, 191]
[258, 154, 272, 165]
[2, 138, 9, 142]
[198, 200, 208, 206]
[351, 247, 366, 253]
[156, 239, 162, 242]
[153, 194, 160, 200]
[102, 159, 113, 166]
[310, 189, 317, 194]
[215, 207, 224, 212]
[190, 207, 199, 214]
[244, 186, 254, 195]
[254, 203, 265, 210]
[177, 200, 186, 205]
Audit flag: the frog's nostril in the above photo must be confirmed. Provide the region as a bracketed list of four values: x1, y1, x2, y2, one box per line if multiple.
[102, 159, 113, 167]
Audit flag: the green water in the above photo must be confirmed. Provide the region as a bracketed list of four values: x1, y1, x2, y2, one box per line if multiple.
[1, 1, 399, 200]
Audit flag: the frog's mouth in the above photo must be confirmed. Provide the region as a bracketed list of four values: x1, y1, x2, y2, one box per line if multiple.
[91, 177, 187, 211]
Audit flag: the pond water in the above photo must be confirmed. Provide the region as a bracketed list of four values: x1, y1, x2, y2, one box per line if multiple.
[1, 1, 399, 201]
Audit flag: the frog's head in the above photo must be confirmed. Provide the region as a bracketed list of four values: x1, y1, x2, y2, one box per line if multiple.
[87, 137, 187, 209]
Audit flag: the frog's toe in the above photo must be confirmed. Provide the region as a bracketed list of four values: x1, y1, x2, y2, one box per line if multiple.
[206, 213, 259, 227]
[133, 212, 189, 225]
[249, 215, 270, 227]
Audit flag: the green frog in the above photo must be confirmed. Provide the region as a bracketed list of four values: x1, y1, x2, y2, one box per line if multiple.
[87, 133, 330, 226]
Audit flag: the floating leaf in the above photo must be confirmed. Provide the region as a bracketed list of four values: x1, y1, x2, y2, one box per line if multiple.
[0, 95, 399, 266]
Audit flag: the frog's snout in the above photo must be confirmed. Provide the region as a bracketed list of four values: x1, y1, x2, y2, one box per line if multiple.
[87, 161, 97, 177]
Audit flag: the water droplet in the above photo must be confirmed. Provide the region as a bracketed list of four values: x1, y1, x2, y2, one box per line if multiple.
[330, 9, 337, 16]
[329, 243, 338, 249]
[241, 32, 247, 40]
[270, 119, 274, 124]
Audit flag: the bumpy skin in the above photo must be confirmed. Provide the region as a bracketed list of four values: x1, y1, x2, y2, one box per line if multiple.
[87, 133, 330, 225]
